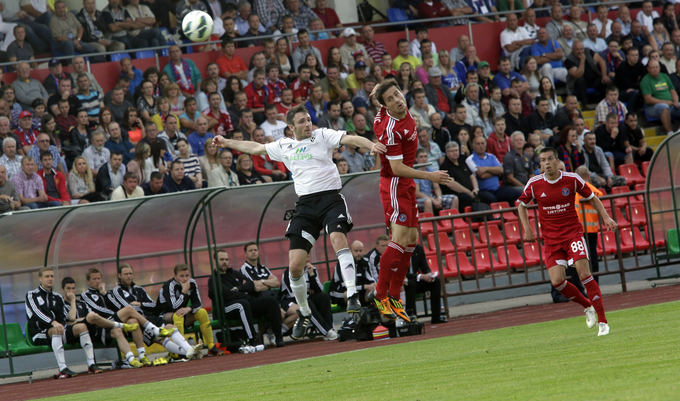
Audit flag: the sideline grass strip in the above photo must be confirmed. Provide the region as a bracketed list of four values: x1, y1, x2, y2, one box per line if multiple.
[43, 301, 680, 401]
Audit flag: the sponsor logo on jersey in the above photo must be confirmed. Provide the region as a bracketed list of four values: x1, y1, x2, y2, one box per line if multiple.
[562, 187, 570, 196]
[290, 146, 313, 161]
[540, 192, 547, 197]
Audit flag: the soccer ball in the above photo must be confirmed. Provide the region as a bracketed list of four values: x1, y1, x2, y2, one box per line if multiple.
[182, 10, 213, 43]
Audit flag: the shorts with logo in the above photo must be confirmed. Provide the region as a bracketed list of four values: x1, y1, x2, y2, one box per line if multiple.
[286, 190, 353, 251]
[543, 234, 589, 269]
[379, 176, 418, 228]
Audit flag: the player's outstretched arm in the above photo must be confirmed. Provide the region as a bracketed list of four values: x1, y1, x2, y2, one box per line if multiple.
[388, 159, 452, 184]
[213, 135, 267, 155]
[589, 195, 618, 231]
[340, 135, 386, 154]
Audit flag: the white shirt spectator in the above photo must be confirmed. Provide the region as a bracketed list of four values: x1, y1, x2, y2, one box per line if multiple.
[583, 37, 607, 53]
[110, 185, 144, 200]
[260, 119, 287, 141]
[592, 18, 613, 38]
[410, 38, 438, 61]
[636, 10, 659, 34]
[82, 145, 111, 173]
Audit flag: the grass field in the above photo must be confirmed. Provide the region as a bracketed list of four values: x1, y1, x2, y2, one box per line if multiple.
[45, 301, 680, 401]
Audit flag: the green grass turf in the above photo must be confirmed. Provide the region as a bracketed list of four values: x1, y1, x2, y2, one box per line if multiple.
[43, 301, 680, 401]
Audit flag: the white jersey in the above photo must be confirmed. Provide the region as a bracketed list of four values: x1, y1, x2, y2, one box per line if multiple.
[265, 128, 345, 196]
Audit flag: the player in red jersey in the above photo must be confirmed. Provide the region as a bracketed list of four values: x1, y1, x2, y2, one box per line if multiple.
[518, 147, 617, 336]
[370, 79, 451, 321]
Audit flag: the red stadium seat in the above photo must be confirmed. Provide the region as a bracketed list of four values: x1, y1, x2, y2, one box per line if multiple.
[420, 212, 435, 235]
[605, 206, 630, 229]
[490, 201, 518, 222]
[426, 255, 443, 274]
[610, 186, 631, 209]
[477, 248, 507, 272]
[597, 231, 619, 255]
[426, 232, 457, 255]
[497, 245, 526, 270]
[453, 229, 482, 252]
[641, 161, 650, 176]
[478, 224, 505, 247]
[618, 163, 645, 186]
[522, 242, 542, 267]
[646, 226, 666, 249]
[444, 252, 476, 278]
[438, 208, 468, 233]
[620, 227, 649, 252]
[628, 204, 647, 227]
[633, 184, 645, 205]
[503, 221, 522, 245]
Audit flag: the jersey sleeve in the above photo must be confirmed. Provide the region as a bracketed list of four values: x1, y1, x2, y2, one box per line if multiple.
[517, 179, 535, 206]
[318, 128, 345, 149]
[265, 141, 284, 162]
[574, 174, 594, 200]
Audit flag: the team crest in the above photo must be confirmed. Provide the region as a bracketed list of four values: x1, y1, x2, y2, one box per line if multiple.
[562, 187, 570, 196]
[398, 213, 407, 222]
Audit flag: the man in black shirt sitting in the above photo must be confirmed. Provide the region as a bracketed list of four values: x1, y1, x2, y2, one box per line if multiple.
[405, 244, 446, 324]
[439, 141, 480, 210]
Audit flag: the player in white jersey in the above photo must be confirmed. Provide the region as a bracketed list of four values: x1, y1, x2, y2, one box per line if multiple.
[213, 105, 386, 340]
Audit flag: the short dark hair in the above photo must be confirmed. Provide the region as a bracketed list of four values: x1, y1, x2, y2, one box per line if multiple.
[86, 267, 102, 281]
[374, 79, 400, 106]
[221, 37, 234, 47]
[183, 97, 196, 107]
[243, 241, 257, 252]
[265, 103, 278, 112]
[150, 171, 163, 181]
[297, 28, 309, 37]
[117, 263, 133, 274]
[123, 172, 138, 181]
[397, 38, 408, 46]
[539, 146, 559, 159]
[173, 263, 189, 275]
[39, 150, 52, 161]
[286, 104, 309, 125]
[61, 276, 75, 289]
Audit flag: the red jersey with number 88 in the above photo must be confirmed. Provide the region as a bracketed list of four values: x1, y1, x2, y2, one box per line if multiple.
[518, 171, 594, 245]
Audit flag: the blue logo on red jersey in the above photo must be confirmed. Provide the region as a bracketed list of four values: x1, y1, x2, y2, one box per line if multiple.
[562, 187, 570, 196]
[398, 213, 407, 222]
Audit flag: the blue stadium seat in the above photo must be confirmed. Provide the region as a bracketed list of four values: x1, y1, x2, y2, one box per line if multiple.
[387, 8, 410, 22]
[135, 50, 156, 59]
[644, 106, 660, 123]
[110, 52, 132, 62]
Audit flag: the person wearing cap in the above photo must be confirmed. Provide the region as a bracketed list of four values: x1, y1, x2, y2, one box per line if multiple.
[393, 38, 421, 71]
[424, 66, 455, 118]
[346, 61, 369, 96]
[11, 61, 48, 111]
[283, 0, 317, 31]
[477, 61, 493, 95]
[339, 27, 370, 72]
[15, 110, 40, 154]
[43, 58, 74, 97]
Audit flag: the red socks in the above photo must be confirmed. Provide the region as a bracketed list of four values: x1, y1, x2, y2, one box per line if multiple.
[582, 275, 607, 323]
[375, 241, 404, 299]
[388, 244, 415, 299]
[554, 279, 592, 309]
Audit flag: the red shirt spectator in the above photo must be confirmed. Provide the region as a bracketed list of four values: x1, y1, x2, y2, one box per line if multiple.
[265, 79, 287, 104]
[206, 109, 234, 136]
[252, 153, 288, 178]
[244, 82, 268, 110]
[313, 0, 340, 29]
[486, 132, 511, 163]
[16, 127, 39, 149]
[275, 102, 294, 119]
[216, 52, 248, 79]
[37, 168, 70, 204]
[291, 78, 314, 103]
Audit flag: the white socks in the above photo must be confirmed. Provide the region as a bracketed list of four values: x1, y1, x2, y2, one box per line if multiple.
[170, 329, 192, 354]
[79, 332, 95, 366]
[113, 322, 123, 329]
[51, 334, 67, 371]
[290, 275, 311, 316]
[143, 321, 159, 337]
[137, 346, 146, 358]
[163, 337, 183, 355]
[336, 248, 357, 297]
[125, 351, 135, 362]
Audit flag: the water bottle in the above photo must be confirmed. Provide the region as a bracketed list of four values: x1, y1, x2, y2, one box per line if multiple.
[254, 344, 265, 352]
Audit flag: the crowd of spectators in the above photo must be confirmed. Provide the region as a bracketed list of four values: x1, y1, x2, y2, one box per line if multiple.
[0, 0, 663, 216]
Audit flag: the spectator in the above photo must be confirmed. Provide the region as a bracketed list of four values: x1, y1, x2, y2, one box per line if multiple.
[68, 155, 104, 203]
[630, 21, 649, 52]
[15, 110, 40, 154]
[616, 5, 632, 36]
[165, 159, 196, 192]
[303, 84, 326, 125]
[125, 0, 166, 48]
[141, 170, 166, 196]
[205, 63, 226, 95]
[176, 0, 209, 22]
[486, 117, 511, 163]
[243, 69, 268, 124]
[557, 23, 575, 61]
[425, 67, 455, 118]
[594, 112, 633, 168]
[158, 113, 185, 157]
[416, 0, 450, 25]
[532, 27, 568, 84]
[615, 47, 644, 112]
[17, 0, 54, 54]
[417, 128, 444, 168]
[82, 131, 110, 175]
[636, 1, 659, 34]
[449, 34, 471, 63]
[358, 25, 385, 66]
[414, 148, 454, 214]
[175, 138, 201, 188]
[607, 22, 624, 47]
[163, 45, 201, 97]
[6, 25, 34, 67]
[27, 132, 67, 173]
[253, 0, 286, 31]
[438, 50, 463, 95]
[77, 0, 125, 54]
[565, 6, 588, 41]
[291, 30, 322, 73]
[660, 42, 677, 74]
[312, 0, 340, 30]
[235, 153, 269, 185]
[119, 57, 143, 95]
[205, 91, 234, 137]
[492, 57, 526, 98]
[0, 164, 24, 212]
[11, 156, 56, 208]
[187, 116, 214, 157]
[12, 61, 48, 110]
[447, 103, 471, 142]
[409, 88, 436, 132]
[316, 100, 343, 130]
[601, 39, 625, 83]
[179, 96, 202, 133]
[641, 60, 680, 136]
[500, 12, 535, 70]
[41, 59, 72, 99]
[393, 38, 421, 71]
[216, 38, 248, 82]
[595, 86, 627, 128]
[104, 121, 134, 163]
[553, 94, 582, 131]
[264, 63, 287, 105]
[524, 97, 555, 143]
[467, 0, 498, 23]
[0, 137, 22, 179]
[260, 104, 286, 141]
[454, 45, 479, 86]
[241, 13, 270, 48]
[50, 0, 99, 60]
[503, 131, 532, 188]
[460, 82, 481, 127]
[339, 28, 369, 73]
[475, 98, 495, 137]
[208, 149, 239, 187]
[101, 0, 138, 49]
[95, 150, 126, 199]
[565, 40, 608, 104]
[439, 141, 478, 210]
[105, 86, 134, 124]
[466, 135, 521, 204]
[521, 8, 540, 40]
[76, 74, 103, 125]
[545, 3, 565, 41]
[319, 65, 349, 104]
[37, 151, 70, 206]
[198, 139, 218, 180]
[584, 24, 606, 53]
[620, 113, 653, 163]
[555, 125, 584, 172]
[582, 131, 626, 189]
[110, 171, 143, 200]
[670, 29, 680, 59]
[592, 4, 612, 39]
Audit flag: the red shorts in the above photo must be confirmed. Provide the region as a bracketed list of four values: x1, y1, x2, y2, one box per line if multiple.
[379, 176, 418, 228]
[543, 234, 589, 269]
